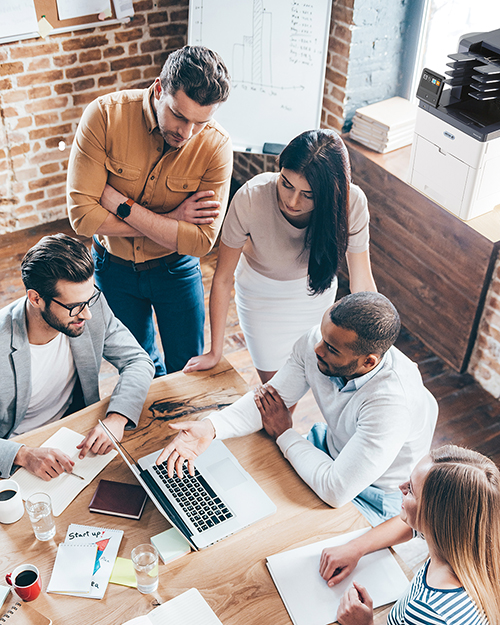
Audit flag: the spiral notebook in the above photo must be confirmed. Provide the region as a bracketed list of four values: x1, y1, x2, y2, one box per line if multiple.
[0, 600, 51, 625]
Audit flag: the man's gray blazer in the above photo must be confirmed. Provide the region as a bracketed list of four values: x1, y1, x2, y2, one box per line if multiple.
[0, 295, 155, 478]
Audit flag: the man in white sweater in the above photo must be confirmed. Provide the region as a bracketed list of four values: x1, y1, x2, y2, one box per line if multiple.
[157, 292, 438, 525]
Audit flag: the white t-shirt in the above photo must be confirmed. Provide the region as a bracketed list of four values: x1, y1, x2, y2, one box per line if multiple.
[221, 172, 370, 281]
[12, 333, 77, 436]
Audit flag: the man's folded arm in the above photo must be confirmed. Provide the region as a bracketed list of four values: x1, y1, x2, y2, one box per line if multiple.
[0, 439, 24, 478]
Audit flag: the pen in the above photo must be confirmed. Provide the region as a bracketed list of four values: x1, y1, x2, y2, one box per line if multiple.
[67, 471, 85, 480]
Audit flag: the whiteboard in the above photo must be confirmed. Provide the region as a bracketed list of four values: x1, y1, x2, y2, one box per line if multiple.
[188, 0, 332, 153]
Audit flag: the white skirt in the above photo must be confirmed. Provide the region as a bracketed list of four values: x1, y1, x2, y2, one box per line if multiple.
[234, 255, 337, 371]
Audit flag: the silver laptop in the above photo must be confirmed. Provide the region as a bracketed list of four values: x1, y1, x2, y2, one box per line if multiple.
[99, 420, 276, 550]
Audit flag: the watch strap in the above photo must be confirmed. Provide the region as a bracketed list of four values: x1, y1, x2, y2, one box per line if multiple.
[116, 198, 134, 221]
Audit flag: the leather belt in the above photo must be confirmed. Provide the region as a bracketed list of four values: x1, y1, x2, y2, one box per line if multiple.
[92, 239, 182, 272]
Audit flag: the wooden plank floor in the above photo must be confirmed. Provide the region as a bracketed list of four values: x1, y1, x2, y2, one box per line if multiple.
[2, 219, 499, 467]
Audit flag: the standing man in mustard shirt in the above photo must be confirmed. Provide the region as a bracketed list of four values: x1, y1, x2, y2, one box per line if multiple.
[67, 46, 232, 376]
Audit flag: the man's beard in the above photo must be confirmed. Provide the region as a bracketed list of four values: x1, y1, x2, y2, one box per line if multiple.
[41, 306, 85, 338]
[316, 354, 359, 379]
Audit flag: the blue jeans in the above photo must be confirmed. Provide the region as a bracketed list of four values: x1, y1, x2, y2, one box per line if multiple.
[92, 240, 205, 376]
[306, 423, 402, 526]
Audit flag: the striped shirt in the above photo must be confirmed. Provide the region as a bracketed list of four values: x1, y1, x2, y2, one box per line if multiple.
[388, 560, 488, 625]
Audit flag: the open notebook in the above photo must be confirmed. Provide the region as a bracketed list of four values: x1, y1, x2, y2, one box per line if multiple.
[14, 427, 117, 516]
[266, 528, 410, 625]
[122, 588, 222, 625]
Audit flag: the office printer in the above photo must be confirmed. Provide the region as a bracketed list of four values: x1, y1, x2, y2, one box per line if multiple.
[409, 28, 500, 220]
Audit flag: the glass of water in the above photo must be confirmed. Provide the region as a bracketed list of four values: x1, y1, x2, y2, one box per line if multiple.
[131, 544, 159, 594]
[25, 492, 56, 541]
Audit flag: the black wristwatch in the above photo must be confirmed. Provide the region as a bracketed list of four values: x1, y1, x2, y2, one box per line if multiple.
[116, 198, 134, 221]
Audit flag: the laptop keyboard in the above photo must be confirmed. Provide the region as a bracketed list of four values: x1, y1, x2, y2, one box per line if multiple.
[152, 462, 234, 532]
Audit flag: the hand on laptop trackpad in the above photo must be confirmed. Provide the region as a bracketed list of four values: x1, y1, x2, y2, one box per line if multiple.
[208, 459, 247, 490]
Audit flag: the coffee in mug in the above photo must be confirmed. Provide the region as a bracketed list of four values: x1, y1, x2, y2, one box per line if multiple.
[0, 480, 24, 524]
[6, 564, 42, 602]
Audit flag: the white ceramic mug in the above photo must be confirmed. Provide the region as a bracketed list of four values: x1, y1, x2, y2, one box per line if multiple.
[0, 479, 24, 524]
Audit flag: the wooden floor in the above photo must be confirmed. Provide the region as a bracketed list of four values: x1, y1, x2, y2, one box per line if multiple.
[2, 219, 500, 468]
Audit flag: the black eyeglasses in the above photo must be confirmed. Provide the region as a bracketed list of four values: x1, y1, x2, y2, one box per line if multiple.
[52, 286, 102, 317]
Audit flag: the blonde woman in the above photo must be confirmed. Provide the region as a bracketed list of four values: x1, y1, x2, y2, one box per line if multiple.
[320, 445, 500, 625]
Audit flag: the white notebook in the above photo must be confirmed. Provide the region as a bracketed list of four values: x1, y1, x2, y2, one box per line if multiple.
[266, 528, 410, 625]
[122, 588, 223, 625]
[47, 543, 97, 594]
[14, 427, 117, 516]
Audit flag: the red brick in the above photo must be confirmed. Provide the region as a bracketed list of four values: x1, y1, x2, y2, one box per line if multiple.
[147, 11, 169, 24]
[79, 49, 102, 63]
[53, 53, 78, 67]
[66, 62, 109, 79]
[62, 36, 109, 51]
[149, 24, 186, 38]
[133, 0, 153, 10]
[2, 90, 28, 103]
[129, 43, 138, 55]
[13, 167, 37, 182]
[10, 144, 30, 157]
[38, 197, 66, 211]
[29, 124, 72, 140]
[74, 78, 95, 91]
[46, 136, 75, 149]
[125, 14, 145, 26]
[0, 49, 8, 63]
[141, 39, 161, 53]
[98, 75, 117, 87]
[3, 107, 18, 118]
[103, 46, 125, 57]
[40, 163, 60, 175]
[153, 52, 170, 66]
[330, 37, 350, 58]
[25, 97, 69, 114]
[171, 9, 188, 21]
[331, 4, 354, 25]
[17, 215, 41, 229]
[115, 29, 143, 43]
[10, 43, 59, 59]
[55, 83, 73, 94]
[61, 107, 84, 121]
[0, 78, 12, 90]
[28, 86, 51, 99]
[15, 117, 33, 130]
[326, 67, 347, 88]
[164, 36, 185, 50]
[333, 24, 351, 44]
[47, 184, 66, 198]
[0, 62, 24, 76]
[25, 191, 44, 202]
[143, 67, 159, 80]
[110, 55, 152, 71]
[323, 98, 343, 118]
[120, 68, 141, 82]
[28, 173, 67, 190]
[35, 112, 59, 126]
[18, 70, 63, 87]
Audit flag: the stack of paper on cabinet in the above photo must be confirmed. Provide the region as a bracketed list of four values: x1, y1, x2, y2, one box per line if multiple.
[266, 528, 410, 625]
[122, 588, 223, 625]
[349, 97, 417, 153]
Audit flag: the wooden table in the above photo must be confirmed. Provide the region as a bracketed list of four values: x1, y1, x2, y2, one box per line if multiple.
[4, 358, 396, 625]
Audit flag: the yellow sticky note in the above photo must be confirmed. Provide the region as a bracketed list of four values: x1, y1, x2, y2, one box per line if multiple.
[109, 557, 137, 588]
[38, 17, 54, 38]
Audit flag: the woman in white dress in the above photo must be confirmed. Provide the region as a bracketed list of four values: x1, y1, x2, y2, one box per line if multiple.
[184, 129, 377, 383]
[321, 445, 500, 625]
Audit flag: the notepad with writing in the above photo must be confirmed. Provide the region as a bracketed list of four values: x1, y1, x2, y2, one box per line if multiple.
[266, 528, 410, 625]
[0, 599, 52, 625]
[121, 588, 223, 625]
[13, 427, 117, 516]
[89, 479, 148, 520]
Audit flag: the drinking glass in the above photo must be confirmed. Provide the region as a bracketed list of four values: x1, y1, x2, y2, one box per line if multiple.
[25, 492, 56, 541]
[131, 544, 159, 593]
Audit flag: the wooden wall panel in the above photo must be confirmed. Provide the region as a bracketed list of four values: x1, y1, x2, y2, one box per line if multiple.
[345, 141, 496, 372]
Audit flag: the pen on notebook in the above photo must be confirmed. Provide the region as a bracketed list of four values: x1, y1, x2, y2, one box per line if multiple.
[67, 470, 85, 480]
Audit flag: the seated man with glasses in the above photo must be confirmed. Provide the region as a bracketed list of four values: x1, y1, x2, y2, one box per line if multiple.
[0, 234, 155, 480]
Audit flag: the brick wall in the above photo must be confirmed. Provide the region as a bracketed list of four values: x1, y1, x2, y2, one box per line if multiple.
[0, 0, 188, 234]
[468, 252, 500, 397]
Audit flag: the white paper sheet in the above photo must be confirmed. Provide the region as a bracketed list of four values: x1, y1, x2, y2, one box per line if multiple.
[0, 0, 38, 40]
[122, 588, 223, 625]
[14, 427, 117, 516]
[112, 0, 134, 19]
[63, 524, 124, 600]
[266, 528, 410, 625]
[56, 0, 111, 21]
[47, 543, 97, 594]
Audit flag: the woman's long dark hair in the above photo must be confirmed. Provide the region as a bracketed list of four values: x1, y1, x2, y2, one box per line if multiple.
[279, 129, 350, 295]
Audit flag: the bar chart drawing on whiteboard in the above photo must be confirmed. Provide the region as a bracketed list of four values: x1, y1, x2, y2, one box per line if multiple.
[189, 0, 332, 151]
